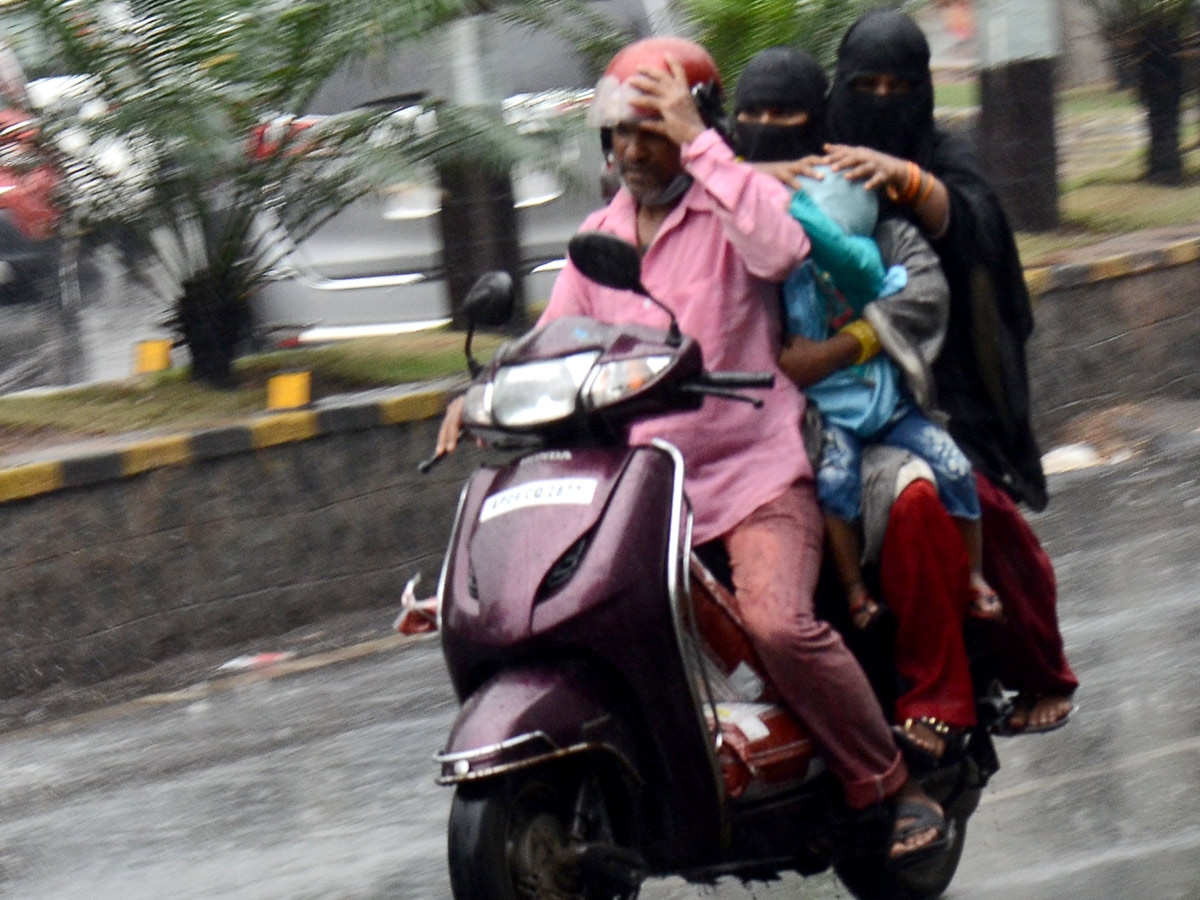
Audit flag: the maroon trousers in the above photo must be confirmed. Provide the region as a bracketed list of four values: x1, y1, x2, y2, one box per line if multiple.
[879, 475, 1078, 728]
[975, 474, 1080, 698]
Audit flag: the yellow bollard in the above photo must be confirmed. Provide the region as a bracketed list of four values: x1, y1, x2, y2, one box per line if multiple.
[134, 339, 173, 374]
[266, 370, 312, 410]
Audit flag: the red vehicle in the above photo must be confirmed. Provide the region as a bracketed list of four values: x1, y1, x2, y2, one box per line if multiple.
[1, 36, 60, 309]
[0, 107, 58, 239]
[0, 47, 74, 391]
[0, 105, 60, 299]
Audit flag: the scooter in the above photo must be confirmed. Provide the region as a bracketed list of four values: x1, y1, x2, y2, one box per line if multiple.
[428, 232, 997, 900]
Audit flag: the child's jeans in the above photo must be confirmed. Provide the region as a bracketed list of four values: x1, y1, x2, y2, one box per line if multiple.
[817, 407, 980, 521]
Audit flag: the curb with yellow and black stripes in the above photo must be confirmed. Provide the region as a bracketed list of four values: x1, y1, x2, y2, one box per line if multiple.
[1023, 234, 1200, 297]
[0, 386, 454, 505]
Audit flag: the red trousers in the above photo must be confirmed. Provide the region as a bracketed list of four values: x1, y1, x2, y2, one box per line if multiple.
[879, 479, 977, 728]
[878, 476, 1079, 728]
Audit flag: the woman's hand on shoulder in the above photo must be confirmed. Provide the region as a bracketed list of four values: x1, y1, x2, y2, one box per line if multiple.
[749, 155, 826, 190]
[822, 143, 908, 193]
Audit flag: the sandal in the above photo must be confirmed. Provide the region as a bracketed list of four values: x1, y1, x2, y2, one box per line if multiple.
[892, 717, 965, 771]
[848, 587, 886, 631]
[967, 585, 1005, 623]
[994, 693, 1074, 736]
[887, 797, 952, 868]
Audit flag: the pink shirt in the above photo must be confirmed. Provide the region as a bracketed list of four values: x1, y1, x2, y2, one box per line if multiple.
[539, 129, 814, 543]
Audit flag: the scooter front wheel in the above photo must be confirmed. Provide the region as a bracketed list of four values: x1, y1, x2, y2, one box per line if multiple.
[833, 812, 968, 900]
[447, 767, 640, 900]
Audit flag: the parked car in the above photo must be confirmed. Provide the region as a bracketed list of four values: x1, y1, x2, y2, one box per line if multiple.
[248, 0, 670, 346]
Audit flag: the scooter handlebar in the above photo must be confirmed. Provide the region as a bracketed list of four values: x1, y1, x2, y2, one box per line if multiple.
[694, 371, 775, 390]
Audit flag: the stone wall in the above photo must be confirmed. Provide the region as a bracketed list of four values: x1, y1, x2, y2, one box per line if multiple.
[1024, 230, 1200, 440]
[0, 393, 475, 696]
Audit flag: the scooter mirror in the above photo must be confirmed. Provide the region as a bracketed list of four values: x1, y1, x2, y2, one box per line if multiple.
[463, 271, 515, 328]
[568, 232, 648, 296]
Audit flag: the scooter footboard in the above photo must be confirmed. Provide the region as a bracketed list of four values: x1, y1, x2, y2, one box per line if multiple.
[436, 665, 639, 785]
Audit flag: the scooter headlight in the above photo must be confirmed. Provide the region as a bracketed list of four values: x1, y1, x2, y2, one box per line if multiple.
[490, 351, 600, 427]
[584, 355, 672, 409]
[460, 382, 494, 427]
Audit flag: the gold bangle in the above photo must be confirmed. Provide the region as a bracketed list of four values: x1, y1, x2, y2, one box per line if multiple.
[840, 319, 882, 366]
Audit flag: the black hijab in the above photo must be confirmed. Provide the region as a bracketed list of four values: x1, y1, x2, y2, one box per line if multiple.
[829, 10, 1049, 510]
[733, 46, 828, 163]
[826, 9, 937, 166]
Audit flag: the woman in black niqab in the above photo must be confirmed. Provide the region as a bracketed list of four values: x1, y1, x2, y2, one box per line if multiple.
[824, 10, 1078, 733]
[828, 11, 937, 165]
[732, 46, 829, 162]
[828, 9, 1043, 511]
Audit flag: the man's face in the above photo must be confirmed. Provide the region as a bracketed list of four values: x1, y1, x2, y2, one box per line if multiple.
[611, 121, 683, 202]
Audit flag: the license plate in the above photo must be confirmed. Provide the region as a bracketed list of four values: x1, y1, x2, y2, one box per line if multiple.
[479, 477, 598, 522]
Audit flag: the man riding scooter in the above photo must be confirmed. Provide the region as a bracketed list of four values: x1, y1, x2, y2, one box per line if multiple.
[437, 35, 947, 862]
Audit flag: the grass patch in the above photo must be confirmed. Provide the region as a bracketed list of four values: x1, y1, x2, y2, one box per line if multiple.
[1063, 173, 1200, 233]
[1016, 147, 1200, 263]
[936, 81, 1141, 116]
[0, 378, 266, 435]
[238, 330, 506, 388]
[0, 330, 505, 446]
[1057, 83, 1139, 115]
[934, 80, 978, 109]
[1016, 229, 1115, 265]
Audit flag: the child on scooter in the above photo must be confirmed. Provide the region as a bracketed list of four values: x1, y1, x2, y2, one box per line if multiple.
[782, 167, 1001, 630]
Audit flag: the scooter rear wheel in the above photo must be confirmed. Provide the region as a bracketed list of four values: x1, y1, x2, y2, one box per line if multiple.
[447, 767, 638, 900]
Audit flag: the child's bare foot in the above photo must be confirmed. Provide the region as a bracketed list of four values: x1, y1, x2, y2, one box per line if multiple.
[847, 583, 884, 630]
[967, 574, 1004, 622]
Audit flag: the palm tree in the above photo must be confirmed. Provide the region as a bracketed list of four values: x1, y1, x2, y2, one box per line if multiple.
[1086, 0, 1198, 184]
[13, 0, 627, 385]
[668, 0, 894, 85]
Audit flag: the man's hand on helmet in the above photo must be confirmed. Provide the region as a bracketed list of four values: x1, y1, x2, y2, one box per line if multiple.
[626, 55, 707, 147]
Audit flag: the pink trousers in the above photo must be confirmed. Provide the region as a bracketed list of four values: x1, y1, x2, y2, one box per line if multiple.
[722, 481, 907, 809]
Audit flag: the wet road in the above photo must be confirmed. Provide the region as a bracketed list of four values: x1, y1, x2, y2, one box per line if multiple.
[0, 444, 1197, 899]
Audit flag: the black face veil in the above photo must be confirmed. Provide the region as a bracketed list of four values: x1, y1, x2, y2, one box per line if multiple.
[733, 46, 829, 163]
[826, 10, 936, 165]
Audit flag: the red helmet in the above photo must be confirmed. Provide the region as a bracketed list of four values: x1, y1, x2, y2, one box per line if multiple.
[588, 36, 723, 128]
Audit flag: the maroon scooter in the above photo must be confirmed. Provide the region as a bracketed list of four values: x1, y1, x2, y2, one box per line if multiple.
[429, 233, 993, 900]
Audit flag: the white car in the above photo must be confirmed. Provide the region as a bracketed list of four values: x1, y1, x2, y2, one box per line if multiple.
[249, 0, 669, 346]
